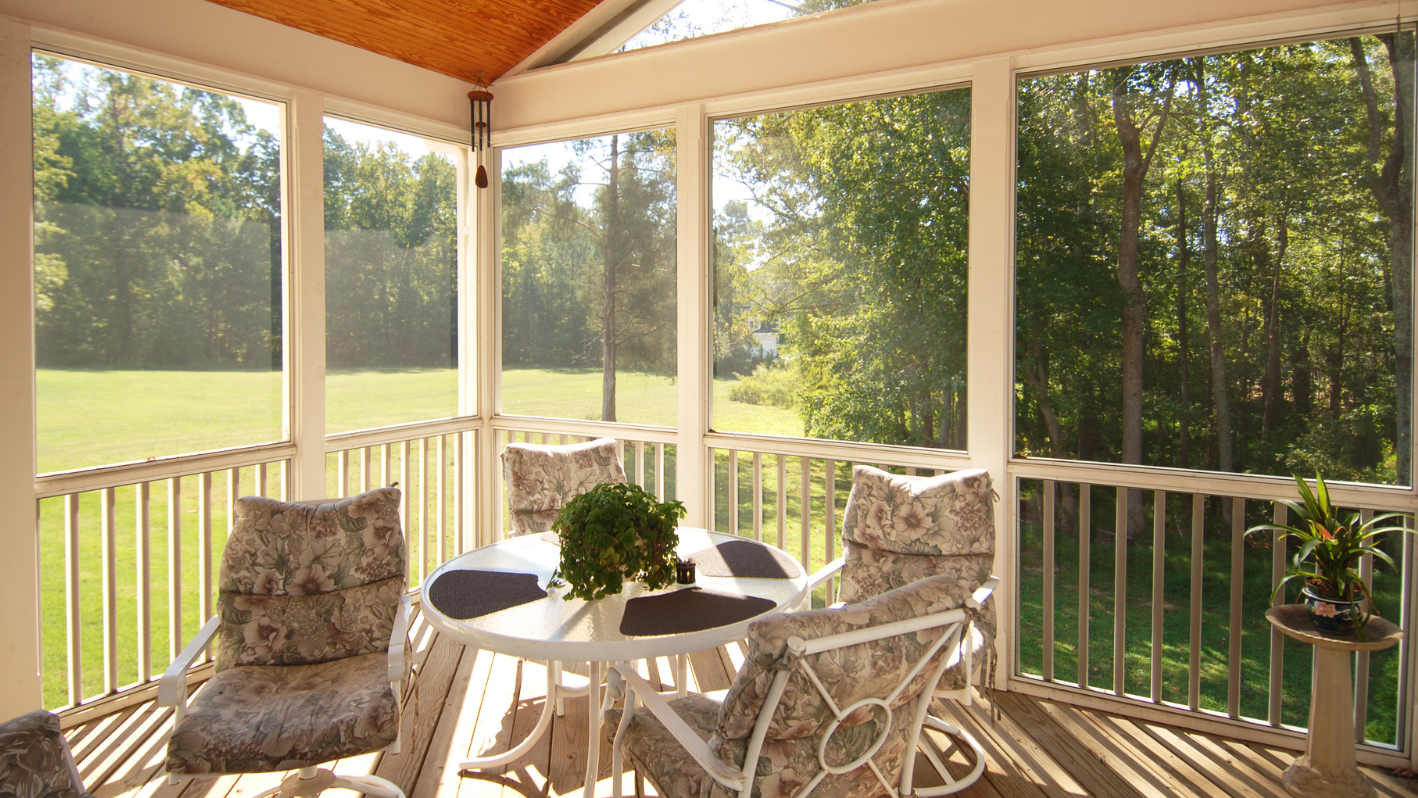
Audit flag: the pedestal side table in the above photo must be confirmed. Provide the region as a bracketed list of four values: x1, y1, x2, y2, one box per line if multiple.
[1265, 605, 1402, 798]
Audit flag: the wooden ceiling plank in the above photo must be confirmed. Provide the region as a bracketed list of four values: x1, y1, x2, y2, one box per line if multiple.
[202, 0, 602, 82]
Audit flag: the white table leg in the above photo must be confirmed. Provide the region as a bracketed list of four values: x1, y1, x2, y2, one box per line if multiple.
[584, 660, 605, 798]
[1283, 647, 1375, 798]
[459, 661, 559, 770]
[676, 654, 687, 698]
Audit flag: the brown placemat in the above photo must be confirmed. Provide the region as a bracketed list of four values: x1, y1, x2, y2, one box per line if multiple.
[689, 539, 801, 579]
[620, 588, 777, 636]
[537, 532, 562, 547]
[427, 570, 546, 619]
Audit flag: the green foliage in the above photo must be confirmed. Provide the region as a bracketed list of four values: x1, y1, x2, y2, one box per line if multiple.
[713, 89, 971, 448]
[1015, 35, 1413, 486]
[550, 482, 686, 601]
[726, 362, 799, 408]
[1247, 474, 1412, 622]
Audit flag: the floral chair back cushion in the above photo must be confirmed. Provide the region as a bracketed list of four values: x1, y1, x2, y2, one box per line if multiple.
[502, 437, 627, 535]
[214, 488, 406, 671]
[839, 466, 995, 603]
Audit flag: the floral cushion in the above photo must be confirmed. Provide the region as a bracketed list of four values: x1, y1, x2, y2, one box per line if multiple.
[502, 437, 626, 535]
[842, 467, 994, 556]
[166, 651, 400, 775]
[717, 574, 964, 742]
[219, 488, 406, 596]
[605, 693, 915, 798]
[214, 576, 404, 670]
[0, 710, 84, 798]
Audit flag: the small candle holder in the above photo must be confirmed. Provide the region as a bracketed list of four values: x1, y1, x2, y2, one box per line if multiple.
[675, 558, 697, 585]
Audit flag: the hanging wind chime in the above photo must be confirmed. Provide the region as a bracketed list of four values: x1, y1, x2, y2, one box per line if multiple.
[469, 84, 493, 189]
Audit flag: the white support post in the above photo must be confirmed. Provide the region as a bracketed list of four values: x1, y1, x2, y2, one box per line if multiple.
[456, 145, 478, 550]
[0, 16, 42, 717]
[676, 103, 709, 527]
[966, 57, 1015, 692]
[289, 90, 326, 499]
[477, 146, 502, 546]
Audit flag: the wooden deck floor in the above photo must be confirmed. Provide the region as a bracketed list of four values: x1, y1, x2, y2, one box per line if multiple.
[61, 606, 1418, 798]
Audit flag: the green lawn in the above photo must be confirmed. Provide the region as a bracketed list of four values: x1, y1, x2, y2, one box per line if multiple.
[501, 367, 804, 437]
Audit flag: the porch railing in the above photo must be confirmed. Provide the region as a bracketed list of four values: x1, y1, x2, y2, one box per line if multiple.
[36, 446, 293, 713]
[1011, 459, 1415, 763]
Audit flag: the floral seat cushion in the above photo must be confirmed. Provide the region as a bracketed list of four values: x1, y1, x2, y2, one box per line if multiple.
[502, 437, 626, 535]
[166, 651, 400, 775]
[839, 467, 997, 687]
[604, 693, 917, 798]
[0, 710, 85, 798]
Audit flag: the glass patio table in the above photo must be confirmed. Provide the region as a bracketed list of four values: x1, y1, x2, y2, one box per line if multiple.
[419, 527, 809, 798]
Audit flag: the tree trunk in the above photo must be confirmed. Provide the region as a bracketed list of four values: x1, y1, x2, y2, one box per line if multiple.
[1176, 180, 1191, 468]
[1024, 340, 1078, 527]
[1111, 69, 1175, 537]
[1197, 60, 1235, 522]
[601, 134, 620, 422]
[1352, 35, 1414, 485]
[1262, 221, 1286, 441]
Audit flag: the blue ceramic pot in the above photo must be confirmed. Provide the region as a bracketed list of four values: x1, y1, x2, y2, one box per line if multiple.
[1301, 584, 1361, 635]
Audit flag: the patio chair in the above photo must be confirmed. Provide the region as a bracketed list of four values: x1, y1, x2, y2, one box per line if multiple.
[0, 710, 90, 798]
[602, 572, 993, 798]
[159, 488, 411, 798]
[501, 436, 627, 536]
[802, 465, 999, 794]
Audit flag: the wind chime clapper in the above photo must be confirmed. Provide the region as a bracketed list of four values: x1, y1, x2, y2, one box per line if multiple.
[469, 86, 493, 189]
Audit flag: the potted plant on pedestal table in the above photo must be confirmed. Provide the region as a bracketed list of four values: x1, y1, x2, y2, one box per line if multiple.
[1247, 473, 1410, 637]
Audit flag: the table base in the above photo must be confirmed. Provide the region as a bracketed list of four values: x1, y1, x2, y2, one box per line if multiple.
[459, 658, 685, 798]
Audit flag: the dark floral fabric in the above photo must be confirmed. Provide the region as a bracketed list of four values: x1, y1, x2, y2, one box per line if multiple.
[166, 651, 400, 775]
[219, 488, 406, 597]
[717, 574, 963, 742]
[606, 694, 915, 798]
[0, 711, 83, 798]
[214, 576, 404, 670]
[502, 437, 627, 535]
[841, 467, 994, 556]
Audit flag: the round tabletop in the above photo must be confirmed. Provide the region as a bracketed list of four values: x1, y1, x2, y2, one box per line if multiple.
[419, 527, 810, 661]
[1265, 605, 1403, 652]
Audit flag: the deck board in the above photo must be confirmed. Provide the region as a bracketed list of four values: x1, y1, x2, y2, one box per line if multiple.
[62, 625, 1418, 798]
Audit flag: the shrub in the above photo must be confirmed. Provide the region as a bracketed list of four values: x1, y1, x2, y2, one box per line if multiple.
[727, 362, 799, 408]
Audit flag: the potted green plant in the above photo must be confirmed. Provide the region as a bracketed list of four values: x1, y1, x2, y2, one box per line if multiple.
[550, 482, 687, 601]
[1247, 473, 1410, 636]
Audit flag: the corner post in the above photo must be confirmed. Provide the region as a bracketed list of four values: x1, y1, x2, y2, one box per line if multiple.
[967, 56, 1016, 692]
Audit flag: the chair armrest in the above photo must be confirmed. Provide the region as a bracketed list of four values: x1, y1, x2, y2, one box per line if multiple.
[606, 665, 748, 791]
[389, 593, 412, 686]
[967, 576, 1000, 610]
[806, 557, 845, 591]
[800, 557, 845, 608]
[159, 616, 220, 708]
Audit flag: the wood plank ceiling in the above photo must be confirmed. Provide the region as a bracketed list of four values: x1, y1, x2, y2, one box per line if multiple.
[202, 0, 604, 83]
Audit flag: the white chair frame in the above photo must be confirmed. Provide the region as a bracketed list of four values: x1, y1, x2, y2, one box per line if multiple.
[603, 578, 997, 798]
[157, 593, 413, 798]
